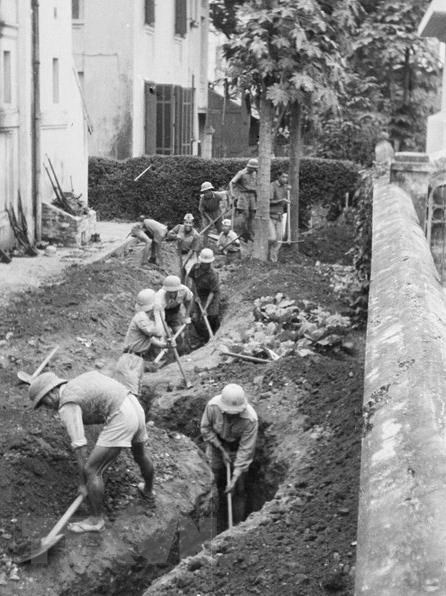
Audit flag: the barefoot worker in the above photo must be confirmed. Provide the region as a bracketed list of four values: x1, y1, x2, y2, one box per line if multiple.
[200, 383, 258, 531]
[29, 370, 155, 533]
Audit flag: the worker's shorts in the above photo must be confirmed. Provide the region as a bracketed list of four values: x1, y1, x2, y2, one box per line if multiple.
[96, 393, 148, 448]
[113, 353, 144, 396]
[236, 192, 257, 212]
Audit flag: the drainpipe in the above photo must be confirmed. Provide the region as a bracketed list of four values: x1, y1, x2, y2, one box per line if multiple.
[31, 0, 41, 242]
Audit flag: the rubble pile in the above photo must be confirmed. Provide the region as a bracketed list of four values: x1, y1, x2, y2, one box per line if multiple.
[224, 293, 353, 360]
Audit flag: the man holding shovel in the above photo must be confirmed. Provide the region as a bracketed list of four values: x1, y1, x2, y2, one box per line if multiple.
[29, 370, 155, 533]
[269, 171, 289, 263]
[166, 213, 202, 282]
[154, 275, 194, 352]
[217, 219, 241, 262]
[130, 216, 168, 268]
[188, 248, 221, 341]
[114, 289, 168, 395]
[200, 384, 258, 532]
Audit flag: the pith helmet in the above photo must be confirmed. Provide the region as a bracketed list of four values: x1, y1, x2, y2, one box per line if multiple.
[183, 213, 194, 223]
[219, 384, 247, 414]
[29, 372, 66, 409]
[247, 158, 258, 169]
[200, 181, 214, 192]
[136, 288, 156, 311]
[199, 248, 215, 263]
[163, 275, 182, 292]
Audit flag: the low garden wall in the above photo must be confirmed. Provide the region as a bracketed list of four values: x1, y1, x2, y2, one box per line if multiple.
[355, 180, 446, 594]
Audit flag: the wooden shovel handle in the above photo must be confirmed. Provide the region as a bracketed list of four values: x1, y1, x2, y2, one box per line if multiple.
[226, 462, 233, 529]
[46, 494, 84, 541]
[33, 345, 59, 378]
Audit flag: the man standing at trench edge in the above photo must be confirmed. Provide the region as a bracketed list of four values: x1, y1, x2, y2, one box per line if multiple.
[28, 370, 155, 533]
[200, 383, 258, 531]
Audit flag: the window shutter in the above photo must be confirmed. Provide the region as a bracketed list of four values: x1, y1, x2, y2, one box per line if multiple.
[144, 82, 156, 155]
[175, 0, 187, 37]
[144, 0, 155, 26]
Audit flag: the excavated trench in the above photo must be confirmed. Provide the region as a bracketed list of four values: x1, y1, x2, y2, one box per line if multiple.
[1, 230, 362, 595]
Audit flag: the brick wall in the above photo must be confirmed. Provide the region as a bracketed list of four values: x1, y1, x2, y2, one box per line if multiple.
[41, 202, 96, 246]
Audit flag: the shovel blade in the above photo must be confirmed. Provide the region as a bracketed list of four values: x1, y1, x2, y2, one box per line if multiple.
[17, 371, 33, 384]
[16, 534, 64, 564]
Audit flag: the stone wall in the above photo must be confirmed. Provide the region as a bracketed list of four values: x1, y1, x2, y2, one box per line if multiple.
[41, 202, 96, 247]
[355, 180, 446, 594]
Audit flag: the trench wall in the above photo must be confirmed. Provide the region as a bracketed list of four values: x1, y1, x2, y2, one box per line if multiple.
[355, 180, 446, 594]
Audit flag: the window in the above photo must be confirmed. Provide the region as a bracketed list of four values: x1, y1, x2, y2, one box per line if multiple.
[174, 0, 187, 37]
[52, 58, 60, 103]
[72, 0, 82, 20]
[3, 51, 12, 103]
[144, 0, 155, 26]
[155, 84, 193, 155]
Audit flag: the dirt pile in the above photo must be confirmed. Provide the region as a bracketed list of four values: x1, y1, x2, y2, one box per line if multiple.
[0, 223, 364, 595]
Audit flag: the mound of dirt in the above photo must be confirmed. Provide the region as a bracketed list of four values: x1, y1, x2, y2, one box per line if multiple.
[0, 221, 364, 594]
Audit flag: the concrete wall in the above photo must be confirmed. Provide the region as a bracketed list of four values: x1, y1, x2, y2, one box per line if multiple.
[0, 0, 87, 251]
[72, 0, 133, 159]
[355, 180, 446, 594]
[39, 0, 88, 211]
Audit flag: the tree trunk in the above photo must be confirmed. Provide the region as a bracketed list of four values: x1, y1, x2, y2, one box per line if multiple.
[288, 101, 302, 243]
[253, 96, 273, 260]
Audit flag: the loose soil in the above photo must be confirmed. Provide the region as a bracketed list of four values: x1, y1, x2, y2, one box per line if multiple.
[0, 222, 364, 595]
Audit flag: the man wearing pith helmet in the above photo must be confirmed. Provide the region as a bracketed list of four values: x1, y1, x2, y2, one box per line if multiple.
[201, 383, 258, 531]
[199, 181, 228, 242]
[229, 158, 258, 241]
[189, 248, 221, 340]
[154, 274, 194, 349]
[28, 370, 156, 533]
[114, 288, 167, 395]
[166, 213, 201, 282]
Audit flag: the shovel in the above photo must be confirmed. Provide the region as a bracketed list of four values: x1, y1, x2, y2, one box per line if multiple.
[196, 298, 214, 339]
[226, 462, 233, 529]
[160, 318, 192, 388]
[153, 323, 187, 365]
[219, 345, 270, 364]
[17, 345, 59, 384]
[17, 494, 84, 564]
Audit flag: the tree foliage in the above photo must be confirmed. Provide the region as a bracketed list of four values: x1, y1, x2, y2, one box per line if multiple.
[223, 0, 359, 258]
[348, 0, 440, 152]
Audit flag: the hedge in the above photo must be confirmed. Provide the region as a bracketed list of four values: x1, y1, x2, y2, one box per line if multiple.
[88, 155, 360, 227]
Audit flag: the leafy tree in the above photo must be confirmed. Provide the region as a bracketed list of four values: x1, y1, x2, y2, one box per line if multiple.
[225, 0, 359, 260]
[210, 0, 246, 38]
[350, 0, 440, 151]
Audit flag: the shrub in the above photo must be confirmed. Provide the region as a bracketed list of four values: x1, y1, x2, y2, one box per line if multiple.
[88, 155, 360, 226]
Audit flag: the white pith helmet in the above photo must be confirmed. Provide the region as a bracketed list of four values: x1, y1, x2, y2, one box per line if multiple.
[219, 384, 247, 414]
[199, 248, 215, 263]
[136, 288, 156, 311]
[200, 181, 214, 192]
[163, 275, 182, 292]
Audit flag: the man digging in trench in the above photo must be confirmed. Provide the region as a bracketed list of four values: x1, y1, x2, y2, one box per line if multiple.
[28, 370, 155, 533]
[201, 383, 258, 532]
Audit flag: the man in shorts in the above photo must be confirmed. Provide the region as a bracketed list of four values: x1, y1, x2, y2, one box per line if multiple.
[131, 216, 168, 268]
[29, 370, 155, 533]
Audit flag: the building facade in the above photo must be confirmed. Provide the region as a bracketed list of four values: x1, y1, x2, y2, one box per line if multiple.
[0, 0, 88, 250]
[419, 0, 446, 154]
[72, 0, 209, 159]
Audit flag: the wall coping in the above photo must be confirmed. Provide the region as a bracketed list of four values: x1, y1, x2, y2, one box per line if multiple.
[355, 180, 446, 594]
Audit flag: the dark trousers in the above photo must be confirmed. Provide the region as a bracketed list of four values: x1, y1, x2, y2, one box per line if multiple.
[206, 442, 247, 533]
